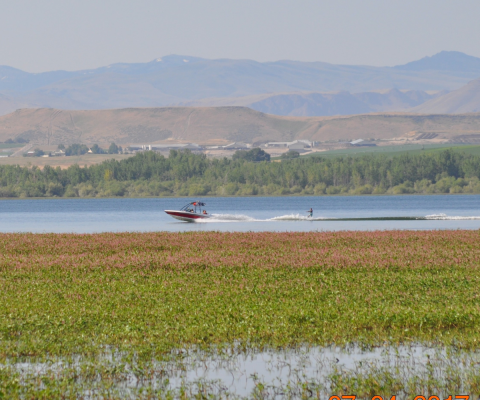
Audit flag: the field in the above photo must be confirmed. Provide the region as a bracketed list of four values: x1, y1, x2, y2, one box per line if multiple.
[2, 230, 480, 397]
[0, 153, 134, 168]
[305, 144, 480, 159]
[0, 143, 23, 149]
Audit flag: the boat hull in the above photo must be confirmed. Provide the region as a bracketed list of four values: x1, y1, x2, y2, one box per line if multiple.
[164, 210, 211, 222]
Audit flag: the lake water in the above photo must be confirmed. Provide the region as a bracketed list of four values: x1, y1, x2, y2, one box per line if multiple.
[0, 194, 479, 233]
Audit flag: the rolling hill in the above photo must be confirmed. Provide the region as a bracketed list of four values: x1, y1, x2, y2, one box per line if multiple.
[0, 51, 479, 116]
[2, 107, 480, 146]
[411, 78, 480, 114]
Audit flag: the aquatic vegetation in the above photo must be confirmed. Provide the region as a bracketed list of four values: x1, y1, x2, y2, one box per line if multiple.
[1, 230, 480, 397]
[2, 230, 480, 355]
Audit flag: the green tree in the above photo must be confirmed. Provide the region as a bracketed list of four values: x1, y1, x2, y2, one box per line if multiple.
[33, 148, 45, 157]
[65, 144, 88, 156]
[233, 148, 270, 162]
[108, 143, 119, 154]
[280, 151, 300, 160]
[0, 149, 479, 198]
[90, 144, 105, 154]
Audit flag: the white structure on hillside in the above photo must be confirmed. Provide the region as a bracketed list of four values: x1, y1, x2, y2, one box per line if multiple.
[350, 139, 376, 147]
[264, 140, 312, 151]
[223, 142, 249, 149]
[350, 139, 364, 145]
[129, 143, 203, 151]
[207, 142, 249, 150]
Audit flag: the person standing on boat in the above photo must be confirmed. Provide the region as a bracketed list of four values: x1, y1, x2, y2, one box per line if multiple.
[307, 208, 313, 218]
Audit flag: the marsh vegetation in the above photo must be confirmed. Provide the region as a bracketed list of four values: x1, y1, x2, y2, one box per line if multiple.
[1, 231, 480, 397]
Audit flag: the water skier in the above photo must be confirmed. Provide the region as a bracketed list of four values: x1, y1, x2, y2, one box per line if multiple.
[307, 208, 313, 218]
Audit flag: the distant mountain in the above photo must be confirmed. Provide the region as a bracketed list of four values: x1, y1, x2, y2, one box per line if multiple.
[225, 89, 442, 117]
[411, 78, 480, 114]
[184, 89, 443, 117]
[0, 52, 479, 116]
[250, 92, 370, 116]
[393, 51, 480, 73]
[0, 66, 80, 92]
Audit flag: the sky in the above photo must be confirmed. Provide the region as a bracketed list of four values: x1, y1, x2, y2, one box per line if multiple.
[1, 0, 480, 72]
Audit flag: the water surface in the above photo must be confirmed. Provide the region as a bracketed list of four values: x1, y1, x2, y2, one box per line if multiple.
[0, 194, 479, 232]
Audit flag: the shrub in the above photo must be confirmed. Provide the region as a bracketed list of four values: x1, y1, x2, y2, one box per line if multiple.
[233, 148, 270, 162]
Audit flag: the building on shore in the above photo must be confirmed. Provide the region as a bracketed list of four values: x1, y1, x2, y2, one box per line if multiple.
[206, 142, 249, 150]
[264, 140, 312, 152]
[128, 143, 203, 152]
[350, 139, 377, 147]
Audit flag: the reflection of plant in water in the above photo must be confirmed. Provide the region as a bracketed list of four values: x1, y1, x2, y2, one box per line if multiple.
[2, 346, 480, 398]
[327, 351, 480, 398]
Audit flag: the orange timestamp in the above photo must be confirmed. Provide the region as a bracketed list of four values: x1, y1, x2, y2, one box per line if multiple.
[329, 396, 469, 400]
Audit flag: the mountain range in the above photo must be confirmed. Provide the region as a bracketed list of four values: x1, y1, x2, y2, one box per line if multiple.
[1, 51, 480, 116]
[184, 89, 445, 117]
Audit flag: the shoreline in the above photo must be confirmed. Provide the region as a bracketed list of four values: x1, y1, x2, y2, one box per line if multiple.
[0, 191, 479, 201]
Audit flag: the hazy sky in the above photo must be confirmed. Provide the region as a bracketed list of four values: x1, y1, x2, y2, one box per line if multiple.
[1, 0, 480, 72]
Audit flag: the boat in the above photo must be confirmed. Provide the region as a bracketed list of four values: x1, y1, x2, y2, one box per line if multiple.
[164, 201, 211, 222]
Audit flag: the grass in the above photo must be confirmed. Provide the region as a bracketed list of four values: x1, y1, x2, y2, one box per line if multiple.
[0, 143, 24, 150]
[2, 230, 480, 397]
[0, 153, 134, 168]
[304, 144, 480, 159]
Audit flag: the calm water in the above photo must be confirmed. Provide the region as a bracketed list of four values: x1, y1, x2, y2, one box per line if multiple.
[0, 195, 478, 233]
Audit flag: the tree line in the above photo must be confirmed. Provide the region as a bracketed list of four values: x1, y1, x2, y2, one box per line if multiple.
[25, 143, 123, 157]
[1, 148, 480, 198]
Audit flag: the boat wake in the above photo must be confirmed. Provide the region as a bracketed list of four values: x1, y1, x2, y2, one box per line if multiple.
[200, 213, 324, 222]
[424, 213, 480, 220]
[269, 213, 326, 221]
[195, 212, 480, 223]
[207, 213, 258, 222]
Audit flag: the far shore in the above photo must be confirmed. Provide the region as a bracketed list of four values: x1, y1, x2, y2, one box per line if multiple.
[0, 192, 477, 201]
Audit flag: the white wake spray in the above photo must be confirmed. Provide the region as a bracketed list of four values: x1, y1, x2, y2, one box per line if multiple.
[193, 212, 480, 223]
[269, 213, 326, 221]
[425, 213, 480, 220]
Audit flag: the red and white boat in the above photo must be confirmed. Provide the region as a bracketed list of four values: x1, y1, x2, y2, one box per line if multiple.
[164, 201, 211, 222]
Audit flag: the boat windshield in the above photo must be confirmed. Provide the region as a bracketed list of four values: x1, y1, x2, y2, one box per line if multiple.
[180, 201, 206, 213]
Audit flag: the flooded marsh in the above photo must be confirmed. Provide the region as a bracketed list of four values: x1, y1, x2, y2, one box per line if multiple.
[1, 231, 480, 398]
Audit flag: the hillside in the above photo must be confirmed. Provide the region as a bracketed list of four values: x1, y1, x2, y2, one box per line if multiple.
[0, 51, 479, 116]
[411, 78, 480, 114]
[185, 89, 442, 117]
[2, 107, 480, 146]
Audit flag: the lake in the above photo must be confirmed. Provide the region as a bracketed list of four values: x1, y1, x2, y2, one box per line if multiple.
[0, 194, 479, 233]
